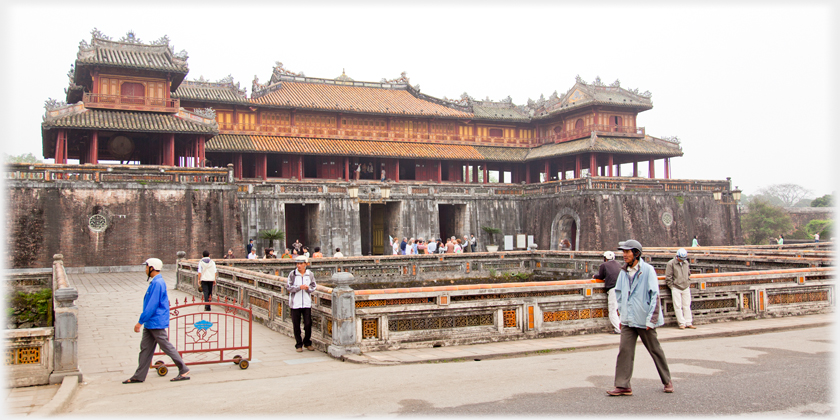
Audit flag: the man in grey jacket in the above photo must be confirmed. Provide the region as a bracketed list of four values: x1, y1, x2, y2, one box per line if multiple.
[666, 248, 695, 329]
[607, 240, 673, 396]
[287, 256, 317, 352]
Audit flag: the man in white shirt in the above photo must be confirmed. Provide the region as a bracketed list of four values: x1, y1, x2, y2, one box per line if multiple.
[287, 256, 316, 352]
[247, 248, 257, 259]
[197, 250, 217, 311]
[334, 248, 344, 258]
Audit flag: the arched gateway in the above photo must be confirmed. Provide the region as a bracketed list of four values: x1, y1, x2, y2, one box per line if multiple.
[550, 208, 581, 251]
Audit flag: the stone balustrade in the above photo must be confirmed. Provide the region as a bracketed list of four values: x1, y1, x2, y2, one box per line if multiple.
[175, 249, 834, 354]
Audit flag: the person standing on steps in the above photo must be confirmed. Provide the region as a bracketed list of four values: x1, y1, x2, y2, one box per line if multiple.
[607, 240, 673, 396]
[666, 248, 695, 330]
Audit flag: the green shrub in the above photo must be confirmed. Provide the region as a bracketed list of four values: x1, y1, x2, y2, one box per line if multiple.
[8, 289, 53, 328]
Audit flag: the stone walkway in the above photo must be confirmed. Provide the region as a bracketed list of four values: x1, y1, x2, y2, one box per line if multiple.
[6, 271, 835, 415]
[4, 384, 59, 416]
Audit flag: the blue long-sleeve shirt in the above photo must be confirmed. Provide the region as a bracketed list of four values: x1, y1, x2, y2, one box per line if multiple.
[138, 274, 171, 329]
[614, 259, 664, 329]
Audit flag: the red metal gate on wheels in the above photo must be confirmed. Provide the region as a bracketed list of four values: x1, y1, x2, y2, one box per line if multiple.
[151, 297, 253, 376]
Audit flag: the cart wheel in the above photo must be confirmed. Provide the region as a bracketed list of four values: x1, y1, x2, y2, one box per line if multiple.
[232, 355, 242, 365]
[157, 366, 168, 376]
[154, 360, 165, 368]
[239, 359, 249, 369]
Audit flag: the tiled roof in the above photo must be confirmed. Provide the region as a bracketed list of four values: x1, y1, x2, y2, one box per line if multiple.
[534, 81, 653, 119]
[76, 38, 188, 74]
[174, 83, 250, 105]
[472, 104, 530, 122]
[42, 108, 217, 135]
[525, 136, 683, 160]
[473, 146, 529, 162]
[207, 135, 492, 161]
[250, 81, 473, 118]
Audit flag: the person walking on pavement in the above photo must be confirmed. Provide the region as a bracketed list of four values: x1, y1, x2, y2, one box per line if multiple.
[593, 251, 622, 334]
[287, 256, 317, 352]
[197, 250, 217, 311]
[691, 235, 699, 247]
[666, 248, 695, 330]
[124, 258, 190, 383]
[607, 239, 673, 396]
[470, 234, 477, 252]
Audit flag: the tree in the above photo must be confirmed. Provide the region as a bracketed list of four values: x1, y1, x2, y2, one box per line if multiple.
[804, 219, 833, 239]
[757, 184, 812, 207]
[4, 153, 42, 164]
[741, 200, 792, 245]
[258, 228, 285, 251]
[811, 194, 834, 208]
[481, 226, 502, 246]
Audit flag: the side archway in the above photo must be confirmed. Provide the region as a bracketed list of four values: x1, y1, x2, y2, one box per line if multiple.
[550, 208, 582, 251]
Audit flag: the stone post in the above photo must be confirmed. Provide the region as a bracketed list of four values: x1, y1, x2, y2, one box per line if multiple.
[327, 272, 360, 358]
[227, 163, 234, 183]
[176, 251, 187, 290]
[50, 254, 82, 384]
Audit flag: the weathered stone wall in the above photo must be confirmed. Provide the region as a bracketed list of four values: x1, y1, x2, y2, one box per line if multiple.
[784, 207, 833, 230]
[7, 181, 241, 268]
[235, 183, 742, 258]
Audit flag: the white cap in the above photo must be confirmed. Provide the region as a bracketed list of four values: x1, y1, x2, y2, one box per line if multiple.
[294, 256, 309, 264]
[144, 258, 163, 271]
[603, 251, 615, 261]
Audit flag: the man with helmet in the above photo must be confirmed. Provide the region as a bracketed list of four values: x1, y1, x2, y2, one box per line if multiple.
[666, 248, 695, 329]
[593, 250, 622, 334]
[123, 258, 190, 383]
[607, 240, 673, 396]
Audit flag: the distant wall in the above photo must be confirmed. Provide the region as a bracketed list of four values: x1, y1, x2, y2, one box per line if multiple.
[7, 180, 241, 268]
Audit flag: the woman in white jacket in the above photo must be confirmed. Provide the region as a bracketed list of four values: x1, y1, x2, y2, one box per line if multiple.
[286, 256, 317, 352]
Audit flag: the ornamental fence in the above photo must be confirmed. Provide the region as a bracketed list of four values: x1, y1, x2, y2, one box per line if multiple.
[175, 250, 834, 353]
[5, 163, 232, 184]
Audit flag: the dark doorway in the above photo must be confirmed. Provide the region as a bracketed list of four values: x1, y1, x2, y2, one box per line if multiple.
[303, 156, 317, 179]
[267, 154, 282, 178]
[284, 203, 319, 251]
[556, 215, 578, 250]
[439, 204, 467, 241]
[399, 159, 416, 180]
[360, 202, 400, 255]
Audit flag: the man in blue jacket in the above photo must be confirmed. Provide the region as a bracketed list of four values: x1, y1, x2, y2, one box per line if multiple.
[607, 240, 673, 396]
[123, 258, 190, 383]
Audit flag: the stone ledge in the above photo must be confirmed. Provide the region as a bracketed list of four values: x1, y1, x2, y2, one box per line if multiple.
[32, 375, 79, 416]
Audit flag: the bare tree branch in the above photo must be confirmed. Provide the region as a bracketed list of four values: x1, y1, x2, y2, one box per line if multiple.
[757, 184, 813, 207]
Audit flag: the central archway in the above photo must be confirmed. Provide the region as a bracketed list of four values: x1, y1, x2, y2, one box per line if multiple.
[550, 208, 581, 251]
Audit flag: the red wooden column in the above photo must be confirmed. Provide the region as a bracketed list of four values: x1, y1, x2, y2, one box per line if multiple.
[665, 158, 671, 179]
[54, 130, 67, 164]
[164, 134, 175, 166]
[560, 159, 566, 180]
[589, 153, 597, 177]
[632, 161, 638, 177]
[198, 135, 206, 168]
[472, 164, 478, 183]
[298, 155, 304, 180]
[525, 162, 531, 184]
[649, 159, 655, 179]
[484, 164, 489, 184]
[234, 153, 243, 179]
[257, 153, 268, 180]
[90, 131, 99, 164]
[608, 154, 614, 177]
[395, 159, 400, 183]
[616, 163, 621, 177]
[437, 160, 442, 183]
[544, 160, 550, 183]
[344, 157, 350, 181]
[575, 155, 581, 178]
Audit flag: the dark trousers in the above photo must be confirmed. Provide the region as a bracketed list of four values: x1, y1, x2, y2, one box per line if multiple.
[290, 307, 312, 348]
[201, 281, 214, 310]
[130, 328, 188, 381]
[614, 326, 671, 388]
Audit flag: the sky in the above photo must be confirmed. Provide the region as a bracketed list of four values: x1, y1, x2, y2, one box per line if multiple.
[1, 0, 837, 197]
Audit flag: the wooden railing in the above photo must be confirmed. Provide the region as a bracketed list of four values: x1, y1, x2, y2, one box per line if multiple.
[83, 93, 179, 113]
[543, 125, 646, 143]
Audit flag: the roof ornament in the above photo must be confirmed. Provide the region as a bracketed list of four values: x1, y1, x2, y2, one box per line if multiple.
[382, 71, 410, 85]
[272, 61, 304, 78]
[610, 79, 621, 88]
[119, 30, 142, 44]
[661, 135, 680, 144]
[335, 69, 354, 82]
[501, 95, 512, 104]
[592, 76, 604, 87]
[173, 49, 189, 61]
[151, 35, 171, 46]
[90, 28, 111, 41]
[575, 74, 585, 84]
[44, 98, 68, 111]
[640, 90, 652, 98]
[413, 84, 420, 91]
[193, 108, 217, 120]
[67, 64, 75, 85]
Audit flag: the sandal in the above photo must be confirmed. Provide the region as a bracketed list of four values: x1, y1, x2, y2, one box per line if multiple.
[170, 373, 191, 382]
[122, 378, 143, 384]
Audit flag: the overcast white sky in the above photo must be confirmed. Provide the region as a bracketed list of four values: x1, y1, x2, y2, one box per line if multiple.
[1, 0, 837, 197]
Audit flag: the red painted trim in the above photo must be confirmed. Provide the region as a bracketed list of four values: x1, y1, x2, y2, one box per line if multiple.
[608, 154, 614, 177]
[575, 155, 581, 178]
[91, 131, 98, 164]
[649, 159, 655, 179]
